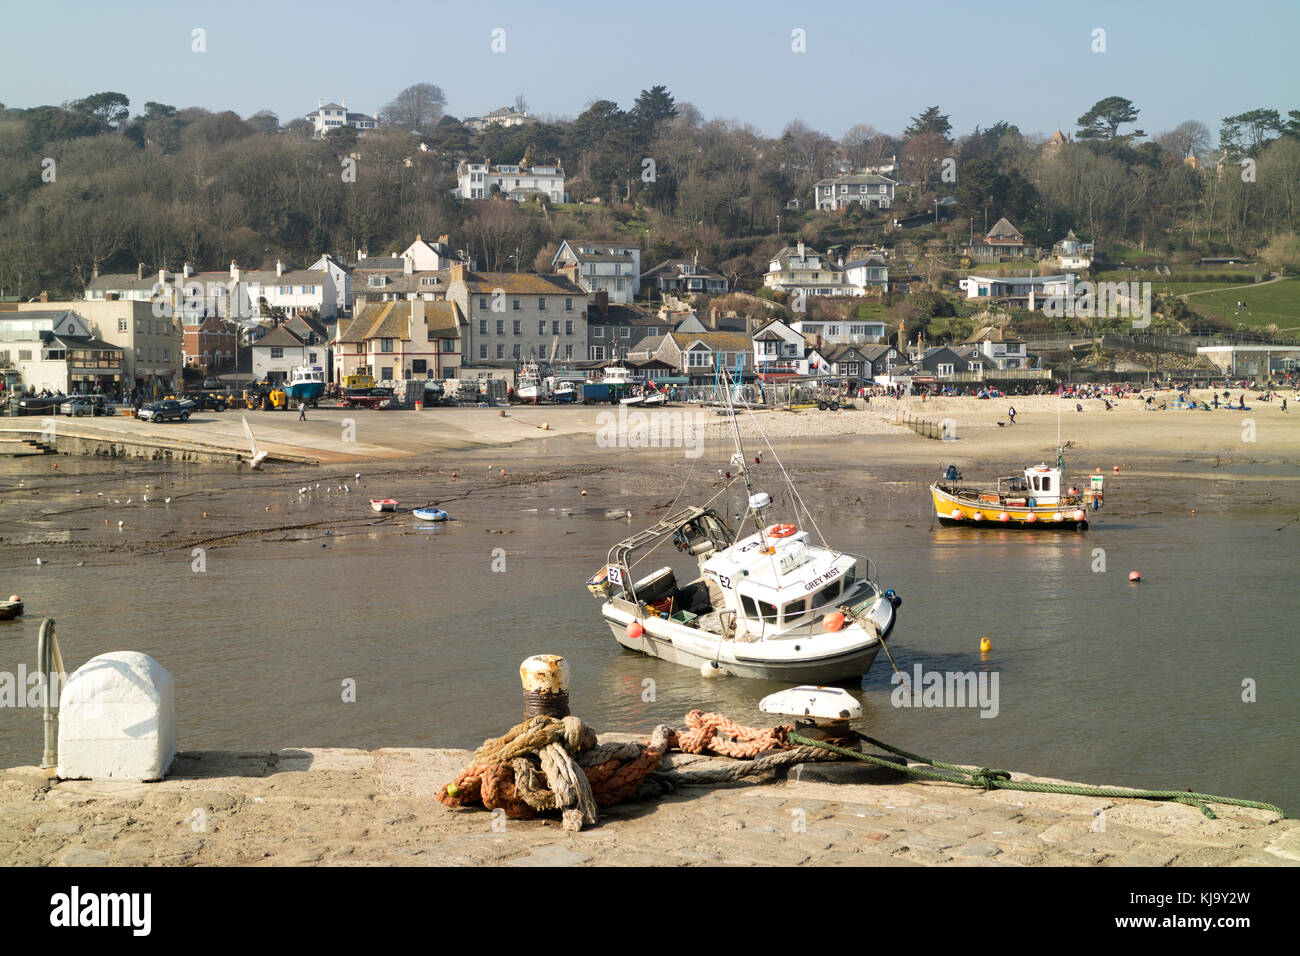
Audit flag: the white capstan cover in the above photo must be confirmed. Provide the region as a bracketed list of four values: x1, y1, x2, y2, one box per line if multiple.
[57, 651, 176, 782]
[759, 685, 862, 722]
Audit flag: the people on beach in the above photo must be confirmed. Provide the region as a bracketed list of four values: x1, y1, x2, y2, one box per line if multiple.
[1007, 406, 1016, 424]
[298, 401, 307, 421]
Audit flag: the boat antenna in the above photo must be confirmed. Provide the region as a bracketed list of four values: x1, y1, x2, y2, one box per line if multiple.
[721, 367, 772, 549]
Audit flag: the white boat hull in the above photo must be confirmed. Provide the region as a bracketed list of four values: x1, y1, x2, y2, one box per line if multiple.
[602, 599, 895, 683]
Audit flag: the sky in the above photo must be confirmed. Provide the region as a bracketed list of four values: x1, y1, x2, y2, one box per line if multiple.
[2, 0, 1297, 144]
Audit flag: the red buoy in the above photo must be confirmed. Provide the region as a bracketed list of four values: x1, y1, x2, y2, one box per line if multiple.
[626, 622, 644, 639]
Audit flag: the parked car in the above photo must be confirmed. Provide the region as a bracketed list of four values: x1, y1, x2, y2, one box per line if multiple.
[180, 391, 227, 411]
[60, 396, 112, 417]
[137, 400, 190, 422]
[13, 394, 67, 416]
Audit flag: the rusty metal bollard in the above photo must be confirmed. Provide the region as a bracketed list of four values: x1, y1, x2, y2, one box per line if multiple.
[520, 654, 570, 718]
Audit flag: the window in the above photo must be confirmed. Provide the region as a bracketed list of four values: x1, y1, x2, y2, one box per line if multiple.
[814, 580, 841, 607]
[441, 338, 456, 353]
[512, 345, 520, 359]
[783, 599, 808, 623]
[593, 327, 605, 338]
[479, 319, 487, 335]
[756, 600, 779, 623]
[538, 321, 546, 335]
[118, 319, 128, 332]
[479, 345, 488, 359]
[412, 359, 427, 374]
[565, 344, 573, 359]
[513, 320, 520, 335]
[552, 321, 559, 335]
[619, 327, 630, 339]
[308, 352, 317, 363]
[381, 339, 394, 353]
[271, 347, 284, 359]
[479, 296, 487, 310]
[496, 345, 504, 359]
[565, 320, 573, 335]
[381, 367, 393, 380]
[565, 298, 573, 312]
[496, 320, 504, 335]
[512, 298, 520, 312]
[538, 298, 547, 311]
[1042, 476, 1052, 492]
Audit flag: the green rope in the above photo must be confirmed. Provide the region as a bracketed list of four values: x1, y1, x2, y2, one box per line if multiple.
[787, 732, 1283, 821]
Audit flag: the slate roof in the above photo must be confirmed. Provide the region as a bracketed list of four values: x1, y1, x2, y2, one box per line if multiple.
[253, 326, 308, 350]
[458, 272, 586, 295]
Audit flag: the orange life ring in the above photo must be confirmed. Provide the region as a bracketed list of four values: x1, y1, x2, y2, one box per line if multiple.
[768, 523, 797, 538]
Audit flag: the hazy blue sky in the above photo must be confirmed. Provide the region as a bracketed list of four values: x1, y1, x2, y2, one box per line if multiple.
[2, 0, 1296, 143]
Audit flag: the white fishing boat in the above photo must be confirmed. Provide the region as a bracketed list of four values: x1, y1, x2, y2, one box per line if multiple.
[585, 379, 900, 682]
[515, 361, 546, 403]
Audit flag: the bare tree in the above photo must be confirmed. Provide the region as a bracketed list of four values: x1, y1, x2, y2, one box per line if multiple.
[841, 124, 879, 168]
[380, 84, 447, 132]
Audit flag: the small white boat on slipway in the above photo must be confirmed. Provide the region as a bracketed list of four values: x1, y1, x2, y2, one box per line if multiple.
[586, 383, 900, 682]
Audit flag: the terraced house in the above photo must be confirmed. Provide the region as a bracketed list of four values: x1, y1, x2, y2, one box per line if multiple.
[814, 172, 896, 210]
[444, 265, 588, 365]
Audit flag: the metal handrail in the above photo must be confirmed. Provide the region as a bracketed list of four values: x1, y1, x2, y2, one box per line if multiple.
[37, 618, 64, 769]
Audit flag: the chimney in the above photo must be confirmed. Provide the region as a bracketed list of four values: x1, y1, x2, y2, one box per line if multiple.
[276, 260, 284, 277]
[159, 269, 167, 286]
[411, 298, 426, 331]
[709, 307, 719, 330]
[183, 261, 194, 278]
[559, 263, 579, 284]
[92, 263, 99, 280]
[356, 248, 363, 262]
[353, 295, 366, 316]
[39, 291, 49, 302]
[594, 289, 609, 312]
[404, 257, 413, 275]
[137, 263, 145, 281]
[450, 263, 466, 285]
[230, 260, 241, 282]
[797, 240, 805, 260]
[416, 234, 422, 241]
[341, 98, 347, 110]
[438, 234, 449, 245]
[318, 98, 323, 110]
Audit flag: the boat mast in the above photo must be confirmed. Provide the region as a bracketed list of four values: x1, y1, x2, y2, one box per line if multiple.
[721, 368, 770, 546]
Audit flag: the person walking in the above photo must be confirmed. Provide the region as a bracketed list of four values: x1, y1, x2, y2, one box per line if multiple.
[298, 400, 307, 421]
[1007, 405, 1016, 425]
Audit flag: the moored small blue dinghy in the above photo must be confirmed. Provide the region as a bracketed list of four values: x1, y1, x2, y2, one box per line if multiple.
[412, 507, 449, 522]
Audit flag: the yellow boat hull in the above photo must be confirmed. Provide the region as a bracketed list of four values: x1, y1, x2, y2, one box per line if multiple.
[930, 484, 1089, 528]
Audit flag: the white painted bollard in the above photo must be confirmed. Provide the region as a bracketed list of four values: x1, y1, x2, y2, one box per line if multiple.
[520, 654, 570, 718]
[57, 651, 176, 782]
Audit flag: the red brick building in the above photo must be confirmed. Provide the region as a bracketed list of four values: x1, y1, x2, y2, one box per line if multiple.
[182, 314, 238, 372]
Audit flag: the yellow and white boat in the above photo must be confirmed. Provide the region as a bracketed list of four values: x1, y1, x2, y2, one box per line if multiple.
[930, 462, 1103, 529]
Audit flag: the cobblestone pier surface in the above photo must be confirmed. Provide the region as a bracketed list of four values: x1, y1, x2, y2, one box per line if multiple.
[2, 742, 1294, 866]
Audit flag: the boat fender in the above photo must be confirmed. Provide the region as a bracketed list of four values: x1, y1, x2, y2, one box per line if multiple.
[823, 611, 846, 632]
[885, 589, 901, 608]
[626, 622, 644, 639]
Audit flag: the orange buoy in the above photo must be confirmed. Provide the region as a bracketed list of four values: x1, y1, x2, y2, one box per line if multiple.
[1129, 571, 1141, 582]
[203, 512, 208, 518]
[768, 523, 797, 538]
[823, 612, 846, 632]
[626, 622, 644, 639]
[1025, 512, 1038, 523]
[998, 511, 1010, 522]
[979, 637, 991, 653]
[950, 509, 962, 520]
